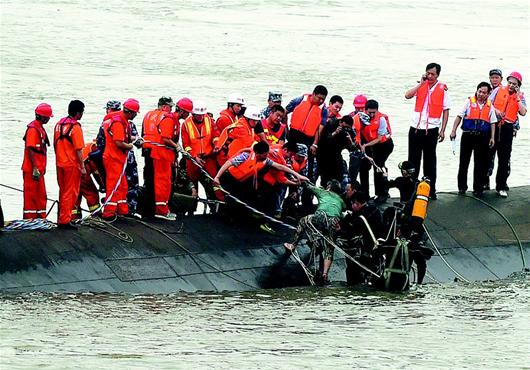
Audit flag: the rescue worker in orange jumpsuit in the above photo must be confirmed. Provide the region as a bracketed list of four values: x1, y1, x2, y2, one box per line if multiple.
[181, 101, 220, 201]
[215, 106, 267, 165]
[101, 98, 139, 219]
[22, 103, 53, 219]
[54, 100, 86, 229]
[72, 140, 102, 219]
[141, 97, 176, 215]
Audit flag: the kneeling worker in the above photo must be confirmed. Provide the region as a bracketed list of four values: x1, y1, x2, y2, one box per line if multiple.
[213, 141, 308, 208]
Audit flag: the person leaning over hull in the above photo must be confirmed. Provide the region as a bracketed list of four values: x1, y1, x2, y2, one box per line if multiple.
[22, 103, 53, 219]
[284, 180, 346, 283]
[405, 62, 450, 200]
[101, 99, 139, 220]
[489, 71, 526, 198]
[359, 99, 394, 203]
[212, 141, 308, 213]
[450, 82, 497, 197]
[54, 100, 86, 229]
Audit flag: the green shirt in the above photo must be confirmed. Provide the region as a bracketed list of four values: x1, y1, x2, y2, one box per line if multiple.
[308, 184, 346, 219]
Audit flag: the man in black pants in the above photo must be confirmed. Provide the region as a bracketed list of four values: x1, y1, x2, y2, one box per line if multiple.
[404, 63, 450, 199]
[359, 99, 394, 203]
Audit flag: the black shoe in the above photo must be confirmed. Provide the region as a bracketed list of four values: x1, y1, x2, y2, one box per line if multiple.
[57, 222, 79, 230]
[472, 190, 483, 198]
[458, 189, 466, 195]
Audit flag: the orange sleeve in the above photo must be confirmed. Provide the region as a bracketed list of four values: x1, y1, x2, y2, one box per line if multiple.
[159, 117, 175, 139]
[25, 128, 40, 149]
[110, 120, 125, 142]
[181, 124, 192, 152]
[71, 124, 85, 151]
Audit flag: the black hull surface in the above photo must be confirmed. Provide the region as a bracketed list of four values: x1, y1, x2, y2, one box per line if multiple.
[1, 186, 529, 293]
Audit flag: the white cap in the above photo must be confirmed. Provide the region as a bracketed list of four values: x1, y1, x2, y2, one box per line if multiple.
[192, 101, 208, 115]
[227, 94, 245, 105]
[244, 106, 262, 121]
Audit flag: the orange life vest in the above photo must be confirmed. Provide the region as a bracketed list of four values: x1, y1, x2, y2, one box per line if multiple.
[462, 97, 492, 133]
[22, 120, 49, 173]
[362, 112, 391, 143]
[262, 119, 286, 145]
[263, 145, 288, 185]
[216, 108, 238, 132]
[290, 94, 324, 138]
[414, 82, 447, 119]
[182, 115, 216, 157]
[102, 112, 131, 162]
[353, 114, 362, 145]
[493, 86, 520, 124]
[228, 151, 267, 182]
[142, 109, 171, 149]
[226, 117, 256, 158]
[291, 157, 307, 174]
[82, 141, 98, 162]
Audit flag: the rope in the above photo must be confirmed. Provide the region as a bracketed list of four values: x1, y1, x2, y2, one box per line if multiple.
[133, 219, 258, 289]
[81, 217, 134, 243]
[423, 224, 471, 283]
[290, 249, 316, 286]
[3, 218, 57, 231]
[439, 191, 527, 271]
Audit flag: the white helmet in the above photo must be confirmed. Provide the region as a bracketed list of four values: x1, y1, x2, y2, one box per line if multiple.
[192, 101, 208, 115]
[244, 106, 262, 121]
[227, 94, 245, 106]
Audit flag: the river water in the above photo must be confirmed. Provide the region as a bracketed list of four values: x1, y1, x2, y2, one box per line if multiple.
[1, 0, 529, 368]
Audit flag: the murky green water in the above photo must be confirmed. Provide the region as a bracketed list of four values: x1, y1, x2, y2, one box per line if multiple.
[1, 278, 530, 369]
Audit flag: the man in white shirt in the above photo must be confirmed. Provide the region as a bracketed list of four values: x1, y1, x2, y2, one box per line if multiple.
[405, 63, 450, 199]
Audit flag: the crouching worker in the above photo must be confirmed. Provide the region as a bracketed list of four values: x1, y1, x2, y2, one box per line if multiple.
[212, 141, 308, 215]
[284, 180, 346, 283]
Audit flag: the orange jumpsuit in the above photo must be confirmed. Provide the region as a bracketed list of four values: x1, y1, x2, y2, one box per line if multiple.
[22, 120, 49, 219]
[102, 112, 130, 218]
[54, 117, 85, 225]
[151, 115, 176, 216]
[72, 142, 101, 218]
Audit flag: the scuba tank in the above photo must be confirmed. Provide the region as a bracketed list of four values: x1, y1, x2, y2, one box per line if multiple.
[411, 178, 430, 220]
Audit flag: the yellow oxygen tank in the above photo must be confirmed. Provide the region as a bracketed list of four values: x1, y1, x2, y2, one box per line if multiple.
[411, 179, 430, 220]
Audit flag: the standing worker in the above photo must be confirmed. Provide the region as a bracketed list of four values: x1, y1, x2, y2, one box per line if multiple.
[405, 63, 450, 199]
[101, 99, 139, 219]
[181, 101, 220, 201]
[484, 69, 504, 190]
[286, 85, 329, 212]
[450, 82, 497, 197]
[216, 94, 245, 132]
[359, 99, 394, 203]
[54, 100, 86, 229]
[22, 103, 52, 219]
[490, 72, 527, 198]
[141, 97, 176, 215]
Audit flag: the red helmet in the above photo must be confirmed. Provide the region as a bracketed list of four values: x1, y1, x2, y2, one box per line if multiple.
[177, 97, 193, 113]
[123, 98, 140, 113]
[508, 71, 522, 85]
[353, 94, 368, 108]
[35, 102, 54, 118]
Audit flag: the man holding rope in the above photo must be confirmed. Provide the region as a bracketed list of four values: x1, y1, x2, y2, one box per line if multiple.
[101, 99, 139, 220]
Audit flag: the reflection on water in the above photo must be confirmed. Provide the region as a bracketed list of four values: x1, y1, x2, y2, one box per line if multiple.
[1, 277, 529, 368]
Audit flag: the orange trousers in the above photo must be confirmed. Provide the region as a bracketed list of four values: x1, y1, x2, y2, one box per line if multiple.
[73, 167, 101, 219]
[23, 171, 47, 219]
[57, 166, 81, 225]
[153, 158, 172, 215]
[102, 158, 128, 218]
